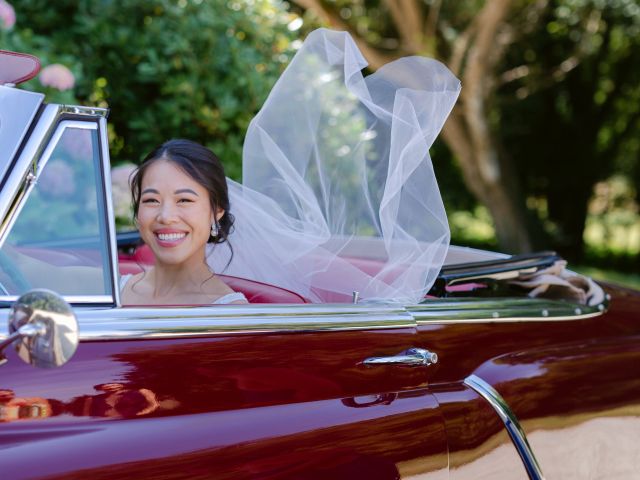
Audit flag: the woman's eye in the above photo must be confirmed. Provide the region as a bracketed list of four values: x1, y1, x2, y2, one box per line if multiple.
[141, 198, 159, 204]
[178, 198, 194, 203]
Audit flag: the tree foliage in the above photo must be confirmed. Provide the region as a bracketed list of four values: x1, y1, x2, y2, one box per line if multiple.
[500, 0, 640, 259]
[292, 0, 640, 261]
[1, 0, 299, 178]
[3, 0, 639, 263]
[293, 0, 543, 253]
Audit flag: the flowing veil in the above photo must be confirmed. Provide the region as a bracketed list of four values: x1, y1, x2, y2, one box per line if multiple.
[207, 29, 461, 303]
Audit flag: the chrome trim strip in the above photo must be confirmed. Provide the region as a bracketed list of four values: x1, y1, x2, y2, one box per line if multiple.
[417, 297, 604, 310]
[0, 303, 416, 340]
[416, 313, 603, 324]
[409, 297, 607, 323]
[60, 105, 109, 117]
[0, 295, 113, 304]
[464, 374, 545, 480]
[98, 117, 120, 307]
[76, 304, 415, 339]
[0, 294, 609, 340]
[0, 104, 61, 245]
[53, 121, 97, 130]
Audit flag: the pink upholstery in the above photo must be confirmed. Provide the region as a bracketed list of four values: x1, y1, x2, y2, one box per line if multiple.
[118, 245, 309, 304]
[19, 247, 102, 267]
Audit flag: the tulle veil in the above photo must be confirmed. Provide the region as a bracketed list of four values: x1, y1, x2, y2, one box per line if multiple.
[207, 28, 461, 303]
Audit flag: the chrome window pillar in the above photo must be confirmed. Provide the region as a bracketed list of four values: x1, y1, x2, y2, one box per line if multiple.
[0, 294, 608, 341]
[98, 116, 121, 307]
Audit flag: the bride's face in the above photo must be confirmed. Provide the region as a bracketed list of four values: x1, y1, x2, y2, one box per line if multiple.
[137, 160, 220, 267]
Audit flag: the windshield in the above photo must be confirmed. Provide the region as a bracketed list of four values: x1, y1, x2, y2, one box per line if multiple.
[0, 86, 44, 183]
[0, 121, 113, 299]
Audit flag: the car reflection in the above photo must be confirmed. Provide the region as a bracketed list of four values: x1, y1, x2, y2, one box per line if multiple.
[0, 388, 54, 422]
[0, 383, 179, 421]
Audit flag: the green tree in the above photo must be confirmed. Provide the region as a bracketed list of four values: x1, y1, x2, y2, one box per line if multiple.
[1, 0, 299, 178]
[500, 0, 640, 260]
[293, 0, 540, 253]
[292, 0, 640, 261]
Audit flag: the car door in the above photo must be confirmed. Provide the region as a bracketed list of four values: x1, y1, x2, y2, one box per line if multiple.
[1, 304, 448, 480]
[0, 104, 449, 479]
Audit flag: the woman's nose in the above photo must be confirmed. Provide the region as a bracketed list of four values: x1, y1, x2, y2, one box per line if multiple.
[156, 203, 178, 223]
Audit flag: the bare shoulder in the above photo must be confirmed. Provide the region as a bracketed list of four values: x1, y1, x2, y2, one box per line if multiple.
[202, 274, 237, 296]
[203, 276, 248, 304]
[120, 272, 149, 303]
[122, 272, 147, 290]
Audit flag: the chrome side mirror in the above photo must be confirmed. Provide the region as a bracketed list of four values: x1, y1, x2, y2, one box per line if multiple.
[0, 289, 79, 368]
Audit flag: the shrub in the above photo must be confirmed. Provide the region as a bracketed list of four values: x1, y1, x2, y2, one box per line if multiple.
[1, 0, 299, 179]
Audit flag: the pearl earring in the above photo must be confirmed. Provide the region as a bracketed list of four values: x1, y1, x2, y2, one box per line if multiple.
[211, 223, 218, 237]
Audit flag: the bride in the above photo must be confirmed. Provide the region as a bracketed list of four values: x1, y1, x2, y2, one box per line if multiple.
[120, 139, 248, 305]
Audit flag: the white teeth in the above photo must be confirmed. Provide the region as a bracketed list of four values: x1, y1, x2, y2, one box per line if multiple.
[158, 233, 186, 241]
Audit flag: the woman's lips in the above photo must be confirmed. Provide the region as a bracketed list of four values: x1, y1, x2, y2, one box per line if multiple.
[155, 231, 187, 248]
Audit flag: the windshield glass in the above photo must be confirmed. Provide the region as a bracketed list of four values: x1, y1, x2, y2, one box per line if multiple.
[0, 121, 113, 298]
[0, 86, 44, 182]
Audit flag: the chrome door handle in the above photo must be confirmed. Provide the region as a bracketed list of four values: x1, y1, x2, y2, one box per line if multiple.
[362, 348, 438, 367]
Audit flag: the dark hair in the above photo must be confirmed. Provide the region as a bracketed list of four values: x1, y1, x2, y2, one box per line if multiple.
[130, 139, 234, 253]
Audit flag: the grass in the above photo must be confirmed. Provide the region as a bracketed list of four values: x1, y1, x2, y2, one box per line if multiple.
[573, 265, 640, 291]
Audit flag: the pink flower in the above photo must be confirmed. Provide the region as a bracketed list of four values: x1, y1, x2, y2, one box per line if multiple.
[111, 164, 137, 224]
[0, 0, 15, 29]
[39, 64, 75, 91]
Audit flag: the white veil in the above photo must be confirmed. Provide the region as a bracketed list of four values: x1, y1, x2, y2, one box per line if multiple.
[208, 28, 461, 303]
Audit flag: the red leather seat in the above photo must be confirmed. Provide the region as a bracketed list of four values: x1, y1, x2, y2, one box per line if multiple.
[118, 245, 309, 304]
[220, 274, 309, 304]
[18, 247, 102, 266]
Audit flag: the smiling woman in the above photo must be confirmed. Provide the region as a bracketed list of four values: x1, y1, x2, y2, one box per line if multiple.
[121, 139, 247, 305]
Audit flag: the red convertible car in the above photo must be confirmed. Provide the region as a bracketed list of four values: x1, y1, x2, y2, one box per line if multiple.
[0, 51, 639, 480]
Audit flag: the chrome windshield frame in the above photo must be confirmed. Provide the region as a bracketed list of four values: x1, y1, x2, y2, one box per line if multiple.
[0, 103, 61, 243]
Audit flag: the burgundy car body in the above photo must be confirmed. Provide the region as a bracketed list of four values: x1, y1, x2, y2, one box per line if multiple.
[0, 57, 639, 480]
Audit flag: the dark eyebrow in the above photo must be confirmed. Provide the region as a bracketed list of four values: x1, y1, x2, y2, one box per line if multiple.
[141, 188, 159, 195]
[175, 188, 199, 196]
